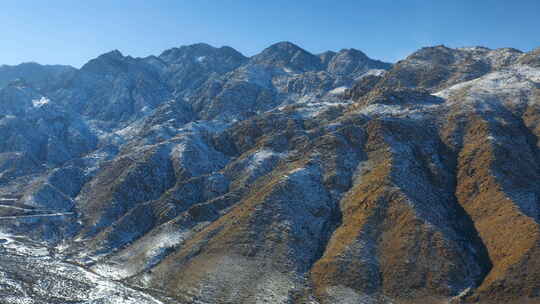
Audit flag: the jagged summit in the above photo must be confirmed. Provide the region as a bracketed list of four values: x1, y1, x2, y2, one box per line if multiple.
[260, 41, 308, 53]
[250, 41, 323, 72]
[405, 44, 459, 64]
[79, 49, 132, 75]
[100, 49, 124, 59]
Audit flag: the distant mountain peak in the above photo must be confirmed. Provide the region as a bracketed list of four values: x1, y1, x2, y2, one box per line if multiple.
[337, 48, 369, 57]
[256, 41, 315, 59]
[99, 49, 124, 59]
[186, 42, 214, 49]
[265, 41, 306, 51]
[0, 63, 76, 90]
[326, 48, 391, 77]
[251, 41, 322, 72]
[80, 49, 133, 74]
[3, 62, 41, 68]
[158, 43, 247, 65]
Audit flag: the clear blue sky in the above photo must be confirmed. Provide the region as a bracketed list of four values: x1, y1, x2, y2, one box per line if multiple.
[1, 0, 539, 67]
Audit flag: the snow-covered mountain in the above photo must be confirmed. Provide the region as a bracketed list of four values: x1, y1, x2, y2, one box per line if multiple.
[1, 42, 540, 304]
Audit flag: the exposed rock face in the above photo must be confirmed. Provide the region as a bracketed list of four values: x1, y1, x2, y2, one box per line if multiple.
[158, 43, 248, 97]
[1, 42, 540, 304]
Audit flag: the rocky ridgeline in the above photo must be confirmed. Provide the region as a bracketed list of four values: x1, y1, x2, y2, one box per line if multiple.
[0, 42, 539, 304]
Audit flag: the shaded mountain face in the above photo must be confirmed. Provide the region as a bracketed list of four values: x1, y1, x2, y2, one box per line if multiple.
[0, 62, 76, 91]
[52, 50, 172, 128]
[1, 42, 540, 304]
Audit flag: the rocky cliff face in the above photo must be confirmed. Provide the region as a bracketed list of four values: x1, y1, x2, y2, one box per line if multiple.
[0, 42, 539, 304]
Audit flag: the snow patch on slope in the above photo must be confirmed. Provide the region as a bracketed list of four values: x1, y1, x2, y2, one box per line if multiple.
[329, 86, 349, 95]
[31, 96, 49, 108]
[435, 64, 540, 101]
[357, 103, 439, 120]
[356, 68, 387, 80]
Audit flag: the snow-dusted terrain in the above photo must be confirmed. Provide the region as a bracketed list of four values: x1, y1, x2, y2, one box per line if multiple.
[0, 231, 171, 303]
[1, 42, 539, 303]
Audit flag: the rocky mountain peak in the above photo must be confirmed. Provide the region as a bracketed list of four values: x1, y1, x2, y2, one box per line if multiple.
[405, 44, 458, 65]
[100, 49, 124, 59]
[250, 41, 323, 72]
[156, 43, 248, 98]
[159, 43, 247, 66]
[327, 48, 392, 77]
[262, 41, 307, 53]
[80, 49, 131, 75]
[91, 49, 128, 66]
[338, 48, 369, 58]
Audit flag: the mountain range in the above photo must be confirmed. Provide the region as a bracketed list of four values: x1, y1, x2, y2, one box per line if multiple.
[0, 41, 539, 304]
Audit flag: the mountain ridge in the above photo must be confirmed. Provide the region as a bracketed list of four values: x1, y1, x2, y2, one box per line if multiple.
[0, 41, 539, 304]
